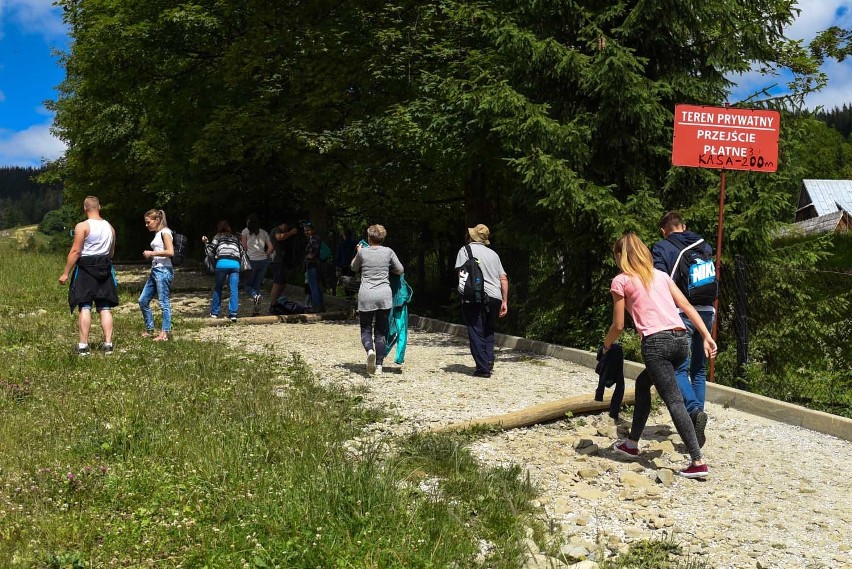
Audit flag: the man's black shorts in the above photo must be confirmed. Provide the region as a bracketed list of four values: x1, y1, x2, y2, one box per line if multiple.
[272, 262, 289, 285]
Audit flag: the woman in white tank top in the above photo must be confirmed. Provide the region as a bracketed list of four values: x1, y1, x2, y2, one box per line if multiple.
[138, 209, 175, 340]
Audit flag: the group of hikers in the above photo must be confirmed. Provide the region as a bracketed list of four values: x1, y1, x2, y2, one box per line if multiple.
[59, 196, 717, 480]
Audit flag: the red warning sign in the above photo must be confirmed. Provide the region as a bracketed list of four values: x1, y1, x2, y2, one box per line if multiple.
[672, 104, 780, 172]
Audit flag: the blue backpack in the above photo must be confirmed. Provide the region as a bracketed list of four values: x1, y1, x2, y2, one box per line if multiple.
[668, 237, 717, 305]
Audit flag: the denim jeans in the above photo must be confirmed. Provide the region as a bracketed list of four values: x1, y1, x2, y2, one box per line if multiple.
[359, 309, 390, 365]
[676, 310, 715, 415]
[138, 266, 174, 332]
[306, 265, 324, 310]
[630, 330, 702, 461]
[212, 267, 240, 317]
[244, 258, 270, 299]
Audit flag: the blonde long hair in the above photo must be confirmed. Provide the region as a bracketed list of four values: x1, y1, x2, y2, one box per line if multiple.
[613, 232, 655, 289]
[144, 209, 168, 231]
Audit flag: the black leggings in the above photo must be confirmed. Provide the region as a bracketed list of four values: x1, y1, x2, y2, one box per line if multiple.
[359, 309, 390, 365]
[630, 330, 702, 461]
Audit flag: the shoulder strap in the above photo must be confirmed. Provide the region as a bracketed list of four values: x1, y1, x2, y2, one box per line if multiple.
[464, 244, 474, 261]
[666, 238, 704, 279]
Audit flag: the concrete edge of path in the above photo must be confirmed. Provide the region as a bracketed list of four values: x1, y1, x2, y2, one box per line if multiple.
[409, 314, 852, 442]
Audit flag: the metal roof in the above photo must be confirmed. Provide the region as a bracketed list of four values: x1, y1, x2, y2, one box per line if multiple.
[778, 211, 848, 237]
[801, 180, 852, 216]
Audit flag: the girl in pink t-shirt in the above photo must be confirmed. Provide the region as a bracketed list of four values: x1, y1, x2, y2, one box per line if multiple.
[602, 233, 717, 479]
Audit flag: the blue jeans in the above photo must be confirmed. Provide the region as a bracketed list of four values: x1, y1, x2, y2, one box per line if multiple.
[306, 265, 324, 310]
[676, 310, 716, 415]
[138, 266, 174, 332]
[212, 267, 240, 317]
[634, 330, 701, 461]
[244, 258, 270, 298]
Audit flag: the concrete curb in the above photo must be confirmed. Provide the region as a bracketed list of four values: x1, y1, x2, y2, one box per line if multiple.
[409, 314, 852, 442]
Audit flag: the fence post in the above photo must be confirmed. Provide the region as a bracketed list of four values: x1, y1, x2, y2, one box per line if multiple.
[733, 255, 749, 378]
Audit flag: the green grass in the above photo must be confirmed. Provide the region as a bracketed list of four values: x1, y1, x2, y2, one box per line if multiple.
[0, 236, 714, 568]
[600, 536, 710, 569]
[0, 239, 539, 567]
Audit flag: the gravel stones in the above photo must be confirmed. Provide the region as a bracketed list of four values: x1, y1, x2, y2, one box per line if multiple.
[192, 317, 852, 569]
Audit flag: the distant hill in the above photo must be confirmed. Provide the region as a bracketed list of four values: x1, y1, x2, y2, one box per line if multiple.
[814, 104, 852, 139]
[0, 166, 63, 229]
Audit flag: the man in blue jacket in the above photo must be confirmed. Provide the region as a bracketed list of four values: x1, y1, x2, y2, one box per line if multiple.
[651, 211, 714, 447]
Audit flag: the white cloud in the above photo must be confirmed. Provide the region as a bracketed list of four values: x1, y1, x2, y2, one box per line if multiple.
[787, 1, 849, 40]
[805, 58, 852, 110]
[1, 0, 67, 41]
[728, 2, 852, 109]
[0, 89, 6, 102]
[0, 121, 66, 166]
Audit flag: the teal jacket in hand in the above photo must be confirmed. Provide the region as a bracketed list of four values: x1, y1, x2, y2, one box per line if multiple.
[386, 273, 413, 365]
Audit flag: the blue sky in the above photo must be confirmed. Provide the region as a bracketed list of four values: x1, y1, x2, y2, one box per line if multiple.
[1, 0, 851, 168]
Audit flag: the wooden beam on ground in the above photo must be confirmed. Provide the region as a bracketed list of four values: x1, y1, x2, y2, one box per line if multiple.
[202, 310, 351, 326]
[431, 389, 636, 433]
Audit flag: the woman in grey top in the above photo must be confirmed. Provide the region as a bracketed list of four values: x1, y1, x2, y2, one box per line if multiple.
[351, 224, 403, 375]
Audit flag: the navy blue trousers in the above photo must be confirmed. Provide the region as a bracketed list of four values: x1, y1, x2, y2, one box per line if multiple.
[461, 297, 502, 375]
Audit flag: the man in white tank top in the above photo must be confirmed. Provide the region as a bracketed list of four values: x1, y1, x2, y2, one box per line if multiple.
[59, 196, 118, 356]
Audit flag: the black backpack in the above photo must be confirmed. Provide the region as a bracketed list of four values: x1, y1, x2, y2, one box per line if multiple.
[270, 296, 306, 315]
[667, 237, 717, 305]
[171, 231, 188, 266]
[458, 244, 487, 304]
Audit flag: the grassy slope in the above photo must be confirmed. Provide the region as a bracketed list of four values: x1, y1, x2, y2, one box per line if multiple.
[0, 235, 708, 568]
[0, 239, 541, 568]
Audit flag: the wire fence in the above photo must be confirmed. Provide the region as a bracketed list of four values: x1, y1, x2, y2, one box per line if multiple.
[716, 254, 852, 418]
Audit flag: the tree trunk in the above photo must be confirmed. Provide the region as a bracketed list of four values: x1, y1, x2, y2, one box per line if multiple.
[431, 389, 636, 433]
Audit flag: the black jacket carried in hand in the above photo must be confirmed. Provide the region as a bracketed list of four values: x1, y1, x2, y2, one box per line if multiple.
[595, 344, 626, 420]
[68, 255, 119, 312]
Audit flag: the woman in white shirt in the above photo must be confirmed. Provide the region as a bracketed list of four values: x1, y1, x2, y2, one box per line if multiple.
[240, 213, 273, 316]
[139, 209, 175, 340]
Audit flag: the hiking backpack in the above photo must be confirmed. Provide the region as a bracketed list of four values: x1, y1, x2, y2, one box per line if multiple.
[457, 244, 487, 304]
[270, 296, 306, 315]
[667, 237, 717, 306]
[171, 231, 188, 266]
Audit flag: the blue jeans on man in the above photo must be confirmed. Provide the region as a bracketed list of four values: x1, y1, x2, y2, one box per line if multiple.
[138, 266, 174, 332]
[212, 266, 240, 318]
[676, 310, 715, 416]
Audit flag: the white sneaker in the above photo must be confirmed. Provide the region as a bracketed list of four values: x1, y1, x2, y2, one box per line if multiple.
[366, 349, 376, 374]
[375, 365, 382, 375]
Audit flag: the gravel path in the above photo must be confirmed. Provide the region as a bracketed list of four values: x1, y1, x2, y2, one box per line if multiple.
[117, 269, 852, 568]
[190, 320, 851, 569]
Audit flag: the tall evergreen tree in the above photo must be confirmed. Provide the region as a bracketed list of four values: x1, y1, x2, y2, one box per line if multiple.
[51, 0, 846, 352]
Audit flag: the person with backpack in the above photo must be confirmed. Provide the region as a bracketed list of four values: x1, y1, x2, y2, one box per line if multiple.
[240, 213, 274, 316]
[454, 224, 509, 378]
[651, 211, 717, 447]
[604, 232, 717, 479]
[138, 208, 175, 341]
[351, 224, 404, 375]
[202, 220, 242, 322]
